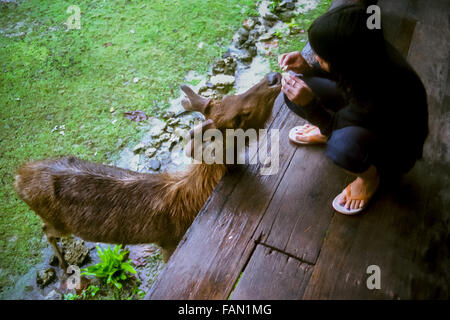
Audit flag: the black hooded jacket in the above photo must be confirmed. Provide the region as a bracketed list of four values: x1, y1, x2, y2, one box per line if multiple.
[296, 5, 428, 161]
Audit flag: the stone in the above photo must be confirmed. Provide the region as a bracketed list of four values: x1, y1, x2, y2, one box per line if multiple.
[262, 11, 279, 22]
[212, 57, 237, 76]
[36, 268, 56, 287]
[259, 31, 274, 42]
[49, 254, 59, 267]
[283, 1, 296, 11]
[261, 18, 276, 28]
[243, 17, 259, 31]
[236, 50, 253, 63]
[149, 159, 161, 171]
[167, 118, 180, 126]
[44, 289, 62, 300]
[248, 46, 258, 57]
[148, 117, 167, 137]
[210, 74, 235, 88]
[61, 238, 90, 266]
[159, 133, 171, 142]
[145, 147, 157, 158]
[279, 10, 296, 22]
[237, 27, 249, 39]
[133, 143, 146, 154]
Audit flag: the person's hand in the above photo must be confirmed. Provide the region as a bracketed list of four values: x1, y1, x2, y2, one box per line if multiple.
[281, 73, 314, 107]
[278, 51, 312, 74]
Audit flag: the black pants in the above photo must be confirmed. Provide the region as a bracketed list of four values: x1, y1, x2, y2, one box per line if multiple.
[284, 76, 416, 177]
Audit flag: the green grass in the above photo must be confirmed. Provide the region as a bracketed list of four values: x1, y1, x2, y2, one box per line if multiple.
[269, 0, 332, 70]
[0, 0, 331, 298]
[0, 0, 257, 298]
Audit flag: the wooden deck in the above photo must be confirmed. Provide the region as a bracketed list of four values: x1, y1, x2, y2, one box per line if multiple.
[147, 0, 450, 299]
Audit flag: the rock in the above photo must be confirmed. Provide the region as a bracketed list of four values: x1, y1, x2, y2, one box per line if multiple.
[237, 27, 249, 39]
[250, 28, 262, 39]
[160, 110, 176, 119]
[261, 18, 276, 28]
[262, 11, 279, 22]
[144, 147, 157, 157]
[282, 1, 296, 11]
[199, 88, 222, 99]
[210, 74, 235, 88]
[44, 289, 62, 300]
[159, 133, 171, 142]
[242, 17, 258, 31]
[279, 10, 296, 22]
[212, 57, 237, 76]
[149, 159, 161, 171]
[167, 118, 180, 126]
[248, 46, 258, 57]
[236, 49, 253, 63]
[36, 268, 56, 287]
[49, 254, 59, 267]
[133, 143, 146, 154]
[147, 117, 167, 137]
[61, 238, 90, 266]
[259, 30, 275, 42]
[150, 138, 161, 149]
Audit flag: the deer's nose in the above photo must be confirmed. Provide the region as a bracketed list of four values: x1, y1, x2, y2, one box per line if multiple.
[267, 72, 281, 86]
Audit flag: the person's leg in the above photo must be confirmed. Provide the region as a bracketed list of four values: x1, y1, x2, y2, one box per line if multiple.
[285, 75, 345, 144]
[325, 126, 380, 211]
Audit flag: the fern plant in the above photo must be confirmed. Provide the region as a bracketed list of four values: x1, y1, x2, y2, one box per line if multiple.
[81, 245, 137, 289]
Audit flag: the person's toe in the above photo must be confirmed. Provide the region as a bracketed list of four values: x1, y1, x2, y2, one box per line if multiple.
[345, 200, 351, 210]
[338, 191, 347, 205]
[359, 200, 365, 208]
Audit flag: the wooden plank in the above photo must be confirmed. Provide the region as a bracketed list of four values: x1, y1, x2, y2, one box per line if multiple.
[229, 245, 313, 300]
[254, 143, 351, 264]
[147, 97, 305, 299]
[303, 162, 450, 299]
[407, 1, 450, 163]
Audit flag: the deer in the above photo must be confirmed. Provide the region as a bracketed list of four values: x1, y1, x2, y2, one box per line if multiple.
[14, 72, 282, 271]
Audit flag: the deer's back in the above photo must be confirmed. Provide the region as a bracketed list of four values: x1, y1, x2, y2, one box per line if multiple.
[15, 156, 177, 244]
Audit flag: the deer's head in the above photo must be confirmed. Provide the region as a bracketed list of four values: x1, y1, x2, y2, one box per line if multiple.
[181, 72, 281, 162]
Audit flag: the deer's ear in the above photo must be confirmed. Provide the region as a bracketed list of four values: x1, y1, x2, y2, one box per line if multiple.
[180, 85, 211, 113]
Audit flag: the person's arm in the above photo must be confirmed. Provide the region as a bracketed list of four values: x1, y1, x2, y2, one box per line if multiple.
[282, 73, 336, 136]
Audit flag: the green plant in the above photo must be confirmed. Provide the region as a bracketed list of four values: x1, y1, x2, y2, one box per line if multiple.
[273, 29, 284, 39]
[81, 285, 100, 299]
[63, 292, 79, 300]
[82, 245, 137, 289]
[269, 0, 280, 13]
[287, 18, 299, 33]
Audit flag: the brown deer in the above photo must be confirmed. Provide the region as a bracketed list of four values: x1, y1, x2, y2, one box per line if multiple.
[14, 72, 282, 270]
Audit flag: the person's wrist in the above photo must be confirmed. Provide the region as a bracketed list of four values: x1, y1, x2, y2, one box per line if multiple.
[293, 89, 314, 107]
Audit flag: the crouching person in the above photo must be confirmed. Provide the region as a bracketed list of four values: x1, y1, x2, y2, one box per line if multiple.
[279, 4, 428, 215]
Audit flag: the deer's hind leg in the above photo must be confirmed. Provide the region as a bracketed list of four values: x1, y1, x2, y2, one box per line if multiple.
[42, 223, 68, 272]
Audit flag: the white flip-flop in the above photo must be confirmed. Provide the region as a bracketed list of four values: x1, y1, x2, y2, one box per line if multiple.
[332, 186, 368, 215]
[289, 124, 324, 145]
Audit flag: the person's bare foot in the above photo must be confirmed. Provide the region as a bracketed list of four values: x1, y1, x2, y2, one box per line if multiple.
[337, 165, 380, 210]
[292, 124, 327, 144]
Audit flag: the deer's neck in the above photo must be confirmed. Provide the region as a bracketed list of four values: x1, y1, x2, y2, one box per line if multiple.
[163, 163, 227, 221]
